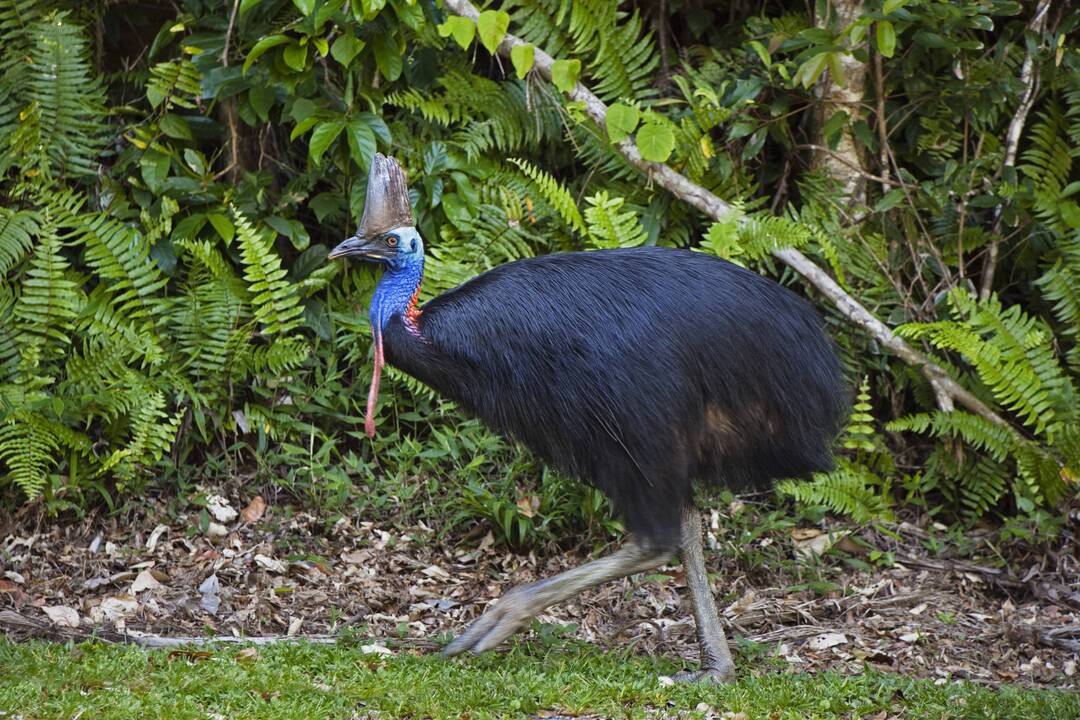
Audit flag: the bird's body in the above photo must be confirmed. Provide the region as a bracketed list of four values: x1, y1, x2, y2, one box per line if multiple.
[330, 154, 848, 682]
[381, 247, 845, 547]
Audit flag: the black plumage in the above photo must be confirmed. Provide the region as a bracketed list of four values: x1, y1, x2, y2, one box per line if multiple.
[382, 247, 846, 547]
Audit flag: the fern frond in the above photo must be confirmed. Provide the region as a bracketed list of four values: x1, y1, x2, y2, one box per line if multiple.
[0, 208, 38, 274]
[583, 191, 646, 249]
[0, 410, 57, 499]
[233, 209, 303, 336]
[508, 157, 585, 235]
[13, 214, 82, 357]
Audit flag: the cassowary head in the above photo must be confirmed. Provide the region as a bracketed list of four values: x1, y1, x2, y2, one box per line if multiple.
[328, 153, 422, 270]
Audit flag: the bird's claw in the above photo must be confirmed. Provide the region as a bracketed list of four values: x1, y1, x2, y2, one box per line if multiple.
[671, 666, 735, 685]
[442, 588, 537, 657]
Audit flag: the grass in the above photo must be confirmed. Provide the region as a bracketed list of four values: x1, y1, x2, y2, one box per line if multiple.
[1, 639, 1077, 720]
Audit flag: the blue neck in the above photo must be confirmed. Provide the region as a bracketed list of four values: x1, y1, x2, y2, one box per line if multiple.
[370, 252, 424, 333]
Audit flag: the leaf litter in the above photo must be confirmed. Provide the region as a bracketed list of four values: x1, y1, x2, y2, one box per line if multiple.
[1, 497, 1077, 690]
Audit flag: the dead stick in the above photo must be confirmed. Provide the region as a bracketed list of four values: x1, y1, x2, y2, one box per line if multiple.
[979, 0, 1052, 301]
[441, 0, 1015, 433]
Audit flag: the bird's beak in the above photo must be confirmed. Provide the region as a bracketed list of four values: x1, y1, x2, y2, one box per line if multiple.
[327, 235, 389, 261]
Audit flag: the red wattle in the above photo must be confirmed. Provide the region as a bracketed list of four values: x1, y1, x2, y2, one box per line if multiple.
[365, 329, 384, 438]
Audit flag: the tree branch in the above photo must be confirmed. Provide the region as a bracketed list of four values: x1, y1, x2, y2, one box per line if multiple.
[441, 0, 1015, 431]
[979, 0, 1052, 301]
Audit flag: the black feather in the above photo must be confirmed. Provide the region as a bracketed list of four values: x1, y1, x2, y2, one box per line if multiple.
[382, 246, 847, 547]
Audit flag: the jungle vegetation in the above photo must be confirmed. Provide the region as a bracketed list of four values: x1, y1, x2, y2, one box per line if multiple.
[0, 0, 1077, 544]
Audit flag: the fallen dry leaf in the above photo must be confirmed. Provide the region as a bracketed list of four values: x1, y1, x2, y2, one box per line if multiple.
[130, 570, 164, 594]
[42, 605, 80, 628]
[205, 521, 228, 538]
[807, 632, 848, 650]
[145, 524, 168, 552]
[254, 554, 287, 574]
[359, 644, 393, 656]
[235, 647, 259, 662]
[515, 495, 540, 518]
[198, 573, 220, 615]
[790, 527, 822, 541]
[206, 495, 238, 523]
[94, 595, 139, 623]
[240, 495, 267, 523]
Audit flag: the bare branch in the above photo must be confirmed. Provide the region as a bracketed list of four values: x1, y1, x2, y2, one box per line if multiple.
[441, 0, 1016, 431]
[979, 0, 1052, 301]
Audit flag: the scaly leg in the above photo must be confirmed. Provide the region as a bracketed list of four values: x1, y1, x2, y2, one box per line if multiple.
[673, 505, 736, 683]
[443, 538, 673, 656]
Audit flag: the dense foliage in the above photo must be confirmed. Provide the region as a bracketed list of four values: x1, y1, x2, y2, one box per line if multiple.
[0, 0, 1077, 541]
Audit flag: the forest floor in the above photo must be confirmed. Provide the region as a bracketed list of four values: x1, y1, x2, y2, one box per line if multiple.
[1, 493, 1079, 718]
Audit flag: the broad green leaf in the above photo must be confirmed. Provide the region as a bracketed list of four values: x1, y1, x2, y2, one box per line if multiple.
[183, 148, 206, 175]
[347, 118, 377, 170]
[249, 85, 275, 122]
[292, 0, 315, 15]
[290, 115, 321, 141]
[550, 58, 581, 93]
[331, 33, 364, 66]
[882, 0, 909, 15]
[877, 21, 896, 58]
[510, 43, 534, 79]
[309, 120, 346, 165]
[239, 0, 263, 15]
[476, 10, 509, 54]
[361, 0, 387, 17]
[312, 37, 329, 57]
[140, 151, 171, 193]
[635, 119, 675, 163]
[822, 110, 849, 149]
[849, 19, 869, 46]
[206, 213, 235, 244]
[748, 40, 770, 68]
[159, 113, 193, 140]
[438, 16, 475, 50]
[875, 188, 905, 212]
[243, 34, 290, 73]
[793, 52, 828, 88]
[372, 34, 402, 81]
[358, 112, 392, 145]
[827, 52, 845, 87]
[282, 42, 308, 71]
[604, 103, 639, 144]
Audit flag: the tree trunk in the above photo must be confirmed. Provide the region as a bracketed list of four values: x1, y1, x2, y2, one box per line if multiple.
[811, 0, 868, 208]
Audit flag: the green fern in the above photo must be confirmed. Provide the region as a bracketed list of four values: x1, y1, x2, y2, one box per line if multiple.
[583, 191, 646, 249]
[780, 378, 894, 522]
[0, 208, 38, 274]
[897, 290, 1069, 437]
[234, 209, 303, 336]
[13, 213, 82, 357]
[508, 157, 586, 235]
[3, 12, 108, 179]
[146, 58, 202, 110]
[0, 410, 57, 498]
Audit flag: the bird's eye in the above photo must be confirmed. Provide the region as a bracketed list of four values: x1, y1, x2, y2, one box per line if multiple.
[386, 236, 398, 247]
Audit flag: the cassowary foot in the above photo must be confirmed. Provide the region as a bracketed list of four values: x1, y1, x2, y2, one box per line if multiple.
[671, 666, 736, 684]
[442, 588, 537, 657]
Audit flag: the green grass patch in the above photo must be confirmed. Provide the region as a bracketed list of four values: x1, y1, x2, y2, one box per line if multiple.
[1, 639, 1077, 719]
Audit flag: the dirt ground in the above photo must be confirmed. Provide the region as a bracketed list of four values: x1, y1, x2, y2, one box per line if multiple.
[2, 494, 1078, 689]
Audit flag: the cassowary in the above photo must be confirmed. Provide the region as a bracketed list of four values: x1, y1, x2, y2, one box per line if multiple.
[329, 154, 847, 682]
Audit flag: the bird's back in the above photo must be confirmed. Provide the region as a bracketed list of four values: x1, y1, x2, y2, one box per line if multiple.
[383, 247, 846, 545]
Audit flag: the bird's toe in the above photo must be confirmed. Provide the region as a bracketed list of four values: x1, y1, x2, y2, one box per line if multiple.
[671, 666, 735, 685]
[442, 590, 537, 657]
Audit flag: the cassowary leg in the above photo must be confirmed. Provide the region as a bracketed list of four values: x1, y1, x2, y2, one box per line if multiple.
[443, 538, 673, 657]
[673, 505, 736, 684]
